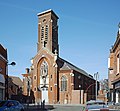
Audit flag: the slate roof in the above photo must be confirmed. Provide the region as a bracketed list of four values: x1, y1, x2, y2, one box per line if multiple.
[59, 57, 93, 79]
[9, 76, 23, 87]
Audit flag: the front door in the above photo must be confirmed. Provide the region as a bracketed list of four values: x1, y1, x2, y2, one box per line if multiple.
[41, 87, 48, 103]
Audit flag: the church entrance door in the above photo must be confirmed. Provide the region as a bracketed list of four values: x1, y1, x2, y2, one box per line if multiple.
[41, 87, 48, 103]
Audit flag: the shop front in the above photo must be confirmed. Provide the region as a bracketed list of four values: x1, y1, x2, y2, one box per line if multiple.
[113, 78, 120, 103]
[0, 74, 5, 100]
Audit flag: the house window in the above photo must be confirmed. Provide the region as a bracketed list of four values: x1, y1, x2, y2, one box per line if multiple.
[51, 75, 52, 79]
[34, 87, 36, 91]
[34, 76, 36, 80]
[117, 54, 119, 74]
[50, 86, 52, 91]
[61, 76, 67, 91]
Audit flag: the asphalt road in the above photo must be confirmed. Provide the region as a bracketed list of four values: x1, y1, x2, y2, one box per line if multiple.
[48, 104, 85, 111]
[24, 104, 85, 111]
[24, 104, 120, 111]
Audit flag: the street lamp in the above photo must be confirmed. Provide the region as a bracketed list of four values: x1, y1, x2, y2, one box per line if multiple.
[86, 83, 96, 93]
[85, 82, 96, 101]
[6, 61, 16, 100]
[94, 72, 99, 100]
[8, 62, 16, 66]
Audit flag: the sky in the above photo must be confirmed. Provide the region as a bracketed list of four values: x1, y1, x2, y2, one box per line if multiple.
[0, 0, 120, 80]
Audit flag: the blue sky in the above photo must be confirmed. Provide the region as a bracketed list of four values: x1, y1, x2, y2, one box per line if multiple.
[0, 0, 120, 80]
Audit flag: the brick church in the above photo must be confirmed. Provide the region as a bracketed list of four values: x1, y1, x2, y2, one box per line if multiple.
[22, 9, 96, 104]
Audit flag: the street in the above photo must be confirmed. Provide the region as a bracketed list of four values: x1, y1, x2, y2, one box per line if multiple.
[24, 104, 85, 111]
[24, 104, 120, 111]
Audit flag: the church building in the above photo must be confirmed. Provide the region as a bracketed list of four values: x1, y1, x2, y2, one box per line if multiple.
[22, 9, 96, 104]
[108, 23, 120, 103]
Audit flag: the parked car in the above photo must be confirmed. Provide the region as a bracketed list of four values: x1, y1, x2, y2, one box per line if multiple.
[113, 103, 120, 109]
[0, 100, 24, 111]
[107, 101, 114, 106]
[85, 100, 109, 111]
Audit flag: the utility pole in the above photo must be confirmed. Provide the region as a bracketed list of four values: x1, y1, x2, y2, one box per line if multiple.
[94, 72, 99, 100]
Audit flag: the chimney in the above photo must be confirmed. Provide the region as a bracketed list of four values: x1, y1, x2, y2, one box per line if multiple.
[26, 68, 29, 74]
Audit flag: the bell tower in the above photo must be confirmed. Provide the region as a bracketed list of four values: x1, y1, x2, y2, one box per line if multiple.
[37, 9, 59, 55]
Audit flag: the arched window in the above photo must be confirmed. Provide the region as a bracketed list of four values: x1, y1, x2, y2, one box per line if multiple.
[41, 25, 49, 47]
[61, 76, 67, 91]
[41, 26, 44, 42]
[40, 61, 48, 86]
[45, 25, 48, 42]
[40, 61, 48, 76]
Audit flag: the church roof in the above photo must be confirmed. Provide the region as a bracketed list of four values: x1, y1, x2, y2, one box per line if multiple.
[59, 57, 93, 79]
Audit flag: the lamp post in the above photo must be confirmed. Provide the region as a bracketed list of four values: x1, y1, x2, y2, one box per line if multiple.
[94, 72, 99, 100]
[86, 83, 96, 93]
[6, 61, 16, 100]
[85, 82, 96, 101]
[8, 62, 16, 66]
[27, 77, 30, 103]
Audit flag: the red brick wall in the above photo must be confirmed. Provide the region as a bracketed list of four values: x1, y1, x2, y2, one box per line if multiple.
[0, 44, 7, 77]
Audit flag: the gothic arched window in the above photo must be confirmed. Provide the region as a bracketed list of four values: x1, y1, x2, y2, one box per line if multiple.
[41, 25, 49, 47]
[40, 61, 48, 86]
[45, 25, 48, 42]
[41, 26, 44, 42]
[61, 76, 67, 91]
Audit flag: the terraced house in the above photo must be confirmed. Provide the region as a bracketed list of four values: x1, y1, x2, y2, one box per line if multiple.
[0, 44, 7, 100]
[22, 9, 97, 104]
[108, 24, 120, 103]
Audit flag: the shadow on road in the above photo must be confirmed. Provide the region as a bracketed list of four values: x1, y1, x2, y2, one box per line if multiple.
[24, 104, 55, 111]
